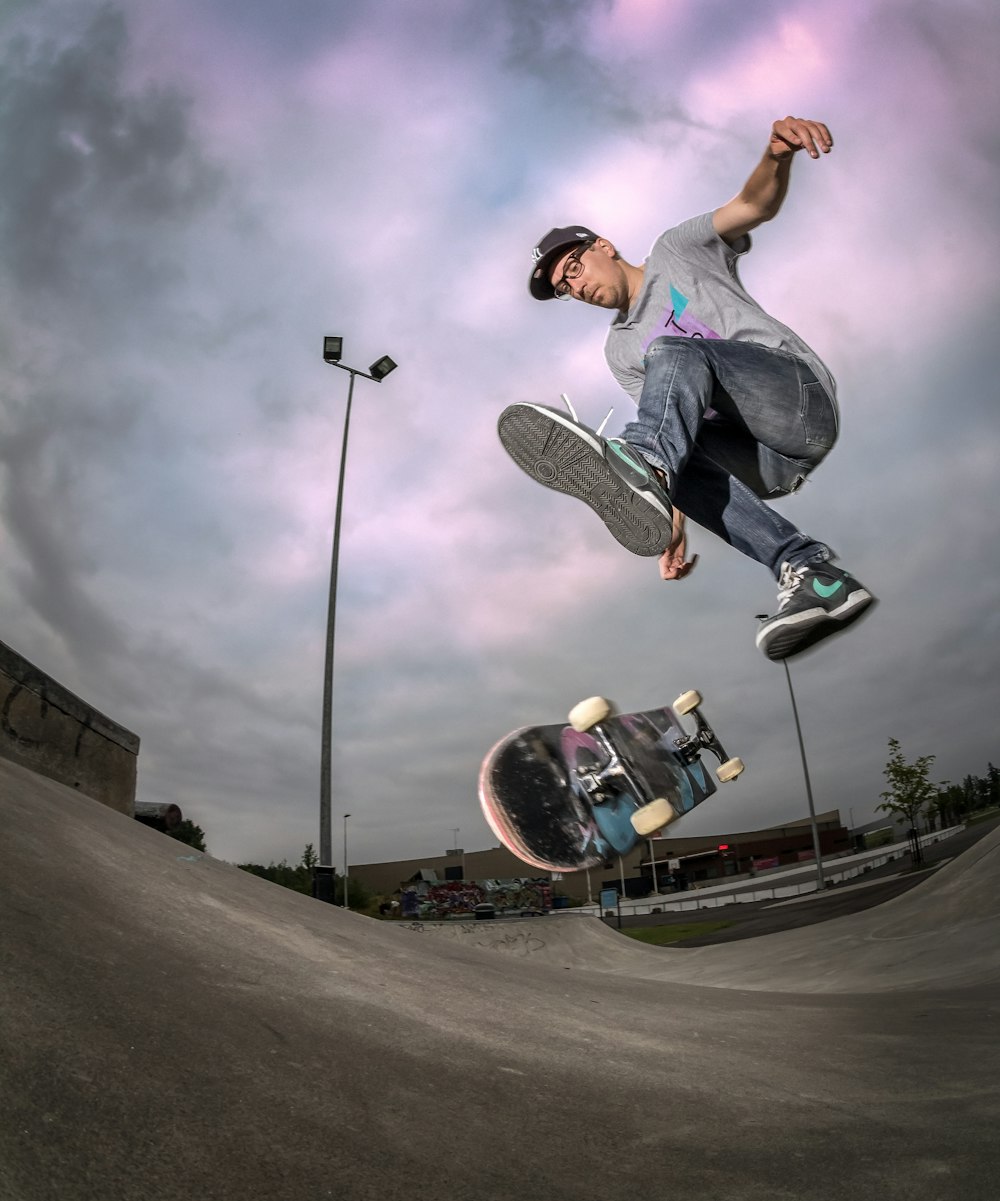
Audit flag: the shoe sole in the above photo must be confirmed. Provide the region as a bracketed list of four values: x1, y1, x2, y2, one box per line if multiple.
[757, 590, 877, 661]
[498, 404, 673, 557]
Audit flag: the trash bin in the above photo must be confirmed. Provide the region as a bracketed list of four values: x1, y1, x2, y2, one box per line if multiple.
[473, 904, 496, 920]
[312, 865, 336, 904]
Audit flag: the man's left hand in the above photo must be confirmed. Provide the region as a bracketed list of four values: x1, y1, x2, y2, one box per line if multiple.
[769, 116, 833, 161]
[658, 513, 698, 580]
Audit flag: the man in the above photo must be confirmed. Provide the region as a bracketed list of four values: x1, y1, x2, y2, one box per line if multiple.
[500, 116, 874, 661]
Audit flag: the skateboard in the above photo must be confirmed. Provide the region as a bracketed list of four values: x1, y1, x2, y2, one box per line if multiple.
[479, 692, 744, 873]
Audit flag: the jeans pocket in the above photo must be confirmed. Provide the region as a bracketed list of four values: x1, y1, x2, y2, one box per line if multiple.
[756, 446, 809, 498]
[800, 381, 838, 450]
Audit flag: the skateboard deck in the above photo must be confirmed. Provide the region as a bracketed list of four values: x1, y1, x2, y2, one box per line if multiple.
[479, 692, 743, 873]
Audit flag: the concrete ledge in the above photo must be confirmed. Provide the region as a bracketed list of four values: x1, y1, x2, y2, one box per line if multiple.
[0, 639, 139, 814]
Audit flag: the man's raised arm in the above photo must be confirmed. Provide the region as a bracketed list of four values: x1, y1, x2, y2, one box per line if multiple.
[713, 116, 833, 245]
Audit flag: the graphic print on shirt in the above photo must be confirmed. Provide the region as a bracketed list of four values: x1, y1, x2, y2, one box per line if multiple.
[641, 284, 722, 352]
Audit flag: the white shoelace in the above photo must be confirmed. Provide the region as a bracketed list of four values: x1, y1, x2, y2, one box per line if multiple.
[775, 562, 807, 611]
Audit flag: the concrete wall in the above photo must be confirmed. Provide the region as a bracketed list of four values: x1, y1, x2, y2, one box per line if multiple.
[0, 639, 139, 815]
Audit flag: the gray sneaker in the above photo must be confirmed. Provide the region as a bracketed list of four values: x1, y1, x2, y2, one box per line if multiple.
[497, 402, 673, 556]
[756, 561, 876, 660]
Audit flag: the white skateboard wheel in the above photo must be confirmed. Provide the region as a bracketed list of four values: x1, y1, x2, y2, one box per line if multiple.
[673, 690, 701, 715]
[717, 757, 745, 782]
[568, 696, 614, 732]
[630, 797, 677, 837]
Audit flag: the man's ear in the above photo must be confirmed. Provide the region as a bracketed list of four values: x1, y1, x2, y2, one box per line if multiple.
[594, 237, 618, 260]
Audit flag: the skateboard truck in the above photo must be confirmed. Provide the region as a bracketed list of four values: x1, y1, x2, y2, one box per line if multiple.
[568, 696, 679, 838]
[567, 693, 745, 839]
[670, 690, 745, 783]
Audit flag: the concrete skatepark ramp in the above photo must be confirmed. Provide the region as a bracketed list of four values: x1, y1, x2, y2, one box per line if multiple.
[3, 755, 998, 1201]
[409, 830, 1000, 993]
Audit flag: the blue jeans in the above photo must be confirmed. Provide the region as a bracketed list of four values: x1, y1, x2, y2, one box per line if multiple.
[621, 337, 839, 578]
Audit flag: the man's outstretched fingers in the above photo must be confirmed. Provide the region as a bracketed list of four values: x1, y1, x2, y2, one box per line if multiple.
[772, 116, 833, 158]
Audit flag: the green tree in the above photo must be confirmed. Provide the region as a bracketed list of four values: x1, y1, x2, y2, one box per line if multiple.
[237, 846, 329, 896]
[877, 738, 941, 831]
[979, 763, 993, 811]
[170, 820, 207, 852]
[238, 859, 313, 894]
[960, 773, 986, 813]
[931, 785, 962, 828]
[343, 875, 371, 910]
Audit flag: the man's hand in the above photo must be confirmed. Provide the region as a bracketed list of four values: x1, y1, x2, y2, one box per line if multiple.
[714, 116, 833, 243]
[768, 116, 833, 161]
[658, 510, 698, 581]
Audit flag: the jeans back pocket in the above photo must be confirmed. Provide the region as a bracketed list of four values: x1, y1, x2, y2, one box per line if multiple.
[800, 381, 839, 451]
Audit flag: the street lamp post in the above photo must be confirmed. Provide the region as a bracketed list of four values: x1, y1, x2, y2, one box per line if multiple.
[779, 658, 826, 893]
[757, 617, 826, 893]
[343, 812, 351, 908]
[451, 828, 466, 880]
[319, 337, 396, 869]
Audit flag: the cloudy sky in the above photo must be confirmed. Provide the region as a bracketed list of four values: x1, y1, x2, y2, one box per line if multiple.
[1, 0, 997, 870]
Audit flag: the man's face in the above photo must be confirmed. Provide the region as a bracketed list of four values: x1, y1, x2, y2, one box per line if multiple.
[549, 238, 629, 310]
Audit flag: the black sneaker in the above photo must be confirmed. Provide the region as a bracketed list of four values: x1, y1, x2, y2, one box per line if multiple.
[756, 561, 876, 661]
[497, 402, 673, 556]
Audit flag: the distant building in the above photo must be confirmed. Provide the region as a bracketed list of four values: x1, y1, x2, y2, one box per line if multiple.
[350, 809, 852, 903]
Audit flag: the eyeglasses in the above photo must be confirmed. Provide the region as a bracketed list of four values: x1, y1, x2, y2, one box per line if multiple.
[552, 241, 595, 299]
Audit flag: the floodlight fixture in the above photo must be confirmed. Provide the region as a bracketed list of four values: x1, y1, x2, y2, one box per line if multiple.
[323, 335, 344, 364]
[369, 355, 397, 381]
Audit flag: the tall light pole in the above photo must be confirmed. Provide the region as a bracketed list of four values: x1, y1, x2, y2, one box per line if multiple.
[319, 336, 397, 869]
[648, 838, 660, 893]
[757, 617, 826, 894]
[451, 828, 465, 880]
[343, 812, 351, 908]
[781, 658, 826, 892]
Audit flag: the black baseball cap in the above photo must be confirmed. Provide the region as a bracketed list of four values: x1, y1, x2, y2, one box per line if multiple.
[529, 225, 598, 300]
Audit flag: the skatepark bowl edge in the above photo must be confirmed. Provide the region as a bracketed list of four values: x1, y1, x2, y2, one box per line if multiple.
[3, 755, 999, 1201]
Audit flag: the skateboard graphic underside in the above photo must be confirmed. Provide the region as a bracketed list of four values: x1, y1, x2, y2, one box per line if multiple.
[479, 695, 742, 873]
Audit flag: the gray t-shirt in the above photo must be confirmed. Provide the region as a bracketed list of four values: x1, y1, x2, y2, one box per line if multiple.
[604, 211, 836, 403]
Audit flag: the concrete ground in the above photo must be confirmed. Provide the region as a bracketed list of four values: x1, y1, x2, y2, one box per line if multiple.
[3, 755, 998, 1201]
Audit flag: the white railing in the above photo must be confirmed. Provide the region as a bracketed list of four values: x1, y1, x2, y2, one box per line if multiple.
[555, 826, 962, 916]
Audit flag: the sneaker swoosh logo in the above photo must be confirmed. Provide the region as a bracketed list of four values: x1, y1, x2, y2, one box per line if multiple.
[813, 579, 844, 599]
[607, 441, 649, 479]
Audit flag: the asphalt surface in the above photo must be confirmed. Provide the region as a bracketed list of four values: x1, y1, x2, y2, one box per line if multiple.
[3, 756, 999, 1201]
